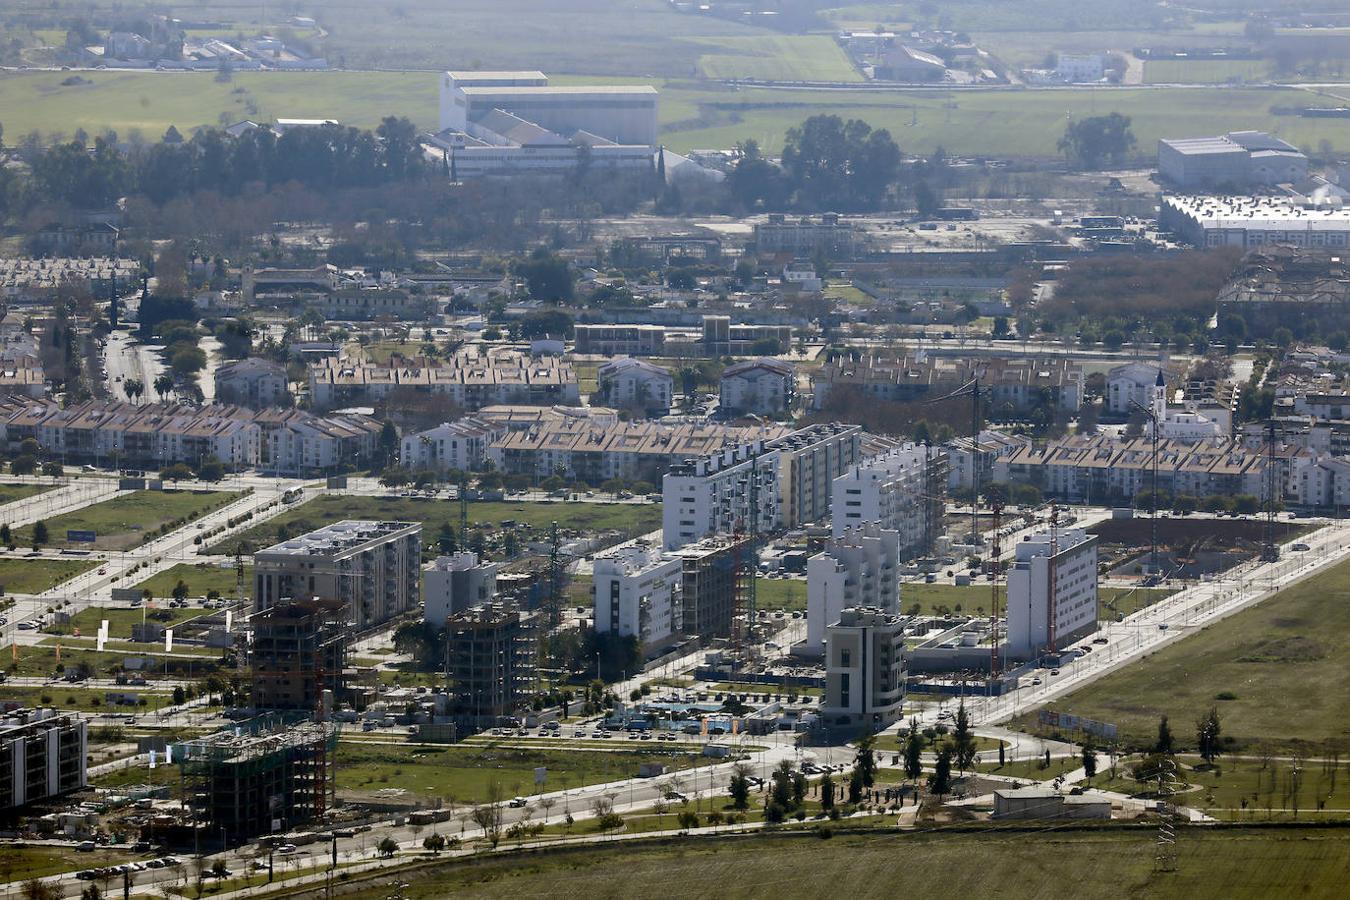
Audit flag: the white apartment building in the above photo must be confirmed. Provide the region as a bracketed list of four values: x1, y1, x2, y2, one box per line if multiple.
[719, 359, 796, 416]
[0, 710, 87, 810]
[592, 541, 683, 650]
[805, 524, 901, 656]
[1005, 529, 1099, 661]
[596, 358, 673, 417]
[253, 520, 423, 630]
[400, 417, 506, 473]
[1107, 363, 1171, 416]
[820, 608, 908, 732]
[945, 431, 1028, 492]
[832, 444, 941, 559]
[662, 424, 861, 550]
[424, 552, 499, 625]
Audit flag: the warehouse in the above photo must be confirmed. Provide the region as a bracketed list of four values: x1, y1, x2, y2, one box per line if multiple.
[438, 71, 658, 147]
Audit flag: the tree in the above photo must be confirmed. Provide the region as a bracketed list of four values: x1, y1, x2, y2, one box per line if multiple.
[32, 520, 48, 549]
[161, 463, 193, 483]
[377, 836, 398, 857]
[1156, 715, 1174, 754]
[903, 718, 924, 785]
[9, 455, 36, 476]
[471, 789, 504, 848]
[780, 114, 902, 211]
[153, 374, 176, 401]
[379, 420, 399, 468]
[1197, 706, 1223, 764]
[515, 248, 575, 303]
[0, 524, 10, 549]
[952, 700, 977, 772]
[728, 764, 752, 810]
[1058, 113, 1137, 169]
[854, 728, 878, 788]
[847, 767, 864, 804]
[423, 832, 446, 853]
[770, 759, 794, 809]
[437, 521, 457, 554]
[819, 773, 835, 810]
[1082, 741, 1098, 783]
[81, 885, 102, 900]
[927, 746, 954, 798]
[172, 685, 186, 705]
[727, 139, 789, 210]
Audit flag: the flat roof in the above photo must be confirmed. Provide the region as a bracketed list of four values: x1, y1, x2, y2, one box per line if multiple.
[1164, 195, 1350, 231]
[447, 70, 547, 80]
[1160, 136, 1246, 156]
[460, 85, 658, 96]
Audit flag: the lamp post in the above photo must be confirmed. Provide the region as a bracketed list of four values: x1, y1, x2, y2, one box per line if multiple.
[1129, 399, 1159, 577]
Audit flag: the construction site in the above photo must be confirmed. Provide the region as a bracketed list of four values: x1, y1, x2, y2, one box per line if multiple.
[170, 717, 338, 845]
[250, 597, 348, 712]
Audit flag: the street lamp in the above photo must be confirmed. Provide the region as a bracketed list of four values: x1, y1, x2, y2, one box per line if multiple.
[1128, 399, 1160, 578]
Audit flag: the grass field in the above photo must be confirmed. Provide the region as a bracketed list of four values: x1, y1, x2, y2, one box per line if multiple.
[343, 827, 1350, 899]
[335, 742, 715, 804]
[207, 496, 661, 555]
[0, 845, 139, 883]
[691, 35, 862, 83]
[0, 684, 172, 713]
[1144, 59, 1280, 84]
[15, 489, 239, 551]
[1014, 556, 1350, 754]
[4, 69, 1350, 159]
[0, 482, 52, 506]
[133, 562, 252, 599]
[45, 604, 210, 639]
[903, 583, 1170, 620]
[0, 557, 99, 594]
[754, 577, 807, 612]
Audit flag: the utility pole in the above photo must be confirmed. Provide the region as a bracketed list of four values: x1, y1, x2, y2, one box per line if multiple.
[548, 521, 562, 628]
[1261, 420, 1281, 563]
[988, 489, 1004, 676]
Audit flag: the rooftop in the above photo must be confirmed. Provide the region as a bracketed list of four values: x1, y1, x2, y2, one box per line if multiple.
[257, 520, 419, 558]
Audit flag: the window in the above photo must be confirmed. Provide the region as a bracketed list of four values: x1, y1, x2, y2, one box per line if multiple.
[840, 649, 851, 668]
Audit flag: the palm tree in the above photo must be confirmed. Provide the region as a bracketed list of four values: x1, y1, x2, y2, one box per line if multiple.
[154, 374, 175, 402]
[123, 378, 143, 404]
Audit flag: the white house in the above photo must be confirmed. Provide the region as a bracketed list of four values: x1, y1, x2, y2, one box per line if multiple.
[719, 359, 796, 416]
[597, 357, 673, 417]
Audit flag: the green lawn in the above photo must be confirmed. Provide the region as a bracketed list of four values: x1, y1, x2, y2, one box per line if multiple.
[0, 845, 140, 883]
[754, 577, 806, 613]
[133, 562, 252, 600]
[45, 604, 211, 639]
[1144, 59, 1279, 84]
[16, 489, 240, 551]
[0, 684, 172, 713]
[341, 827, 1350, 899]
[208, 496, 661, 555]
[0, 482, 53, 506]
[336, 741, 718, 805]
[691, 35, 862, 82]
[6, 69, 1350, 159]
[903, 583, 1171, 621]
[1013, 556, 1350, 754]
[4, 643, 220, 679]
[0, 557, 99, 594]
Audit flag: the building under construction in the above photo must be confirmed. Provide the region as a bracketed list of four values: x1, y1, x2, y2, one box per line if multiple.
[173, 717, 337, 844]
[250, 598, 347, 711]
[443, 603, 538, 726]
[670, 535, 750, 642]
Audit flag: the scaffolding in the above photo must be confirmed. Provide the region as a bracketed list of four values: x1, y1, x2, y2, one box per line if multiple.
[174, 717, 338, 843]
[249, 597, 347, 713]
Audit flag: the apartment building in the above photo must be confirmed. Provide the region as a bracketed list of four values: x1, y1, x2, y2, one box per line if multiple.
[423, 552, 499, 626]
[945, 431, 1030, 493]
[820, 608, 907, 733]
[719, 359, 796, 416]
[812, 355, 1083, 416]
[253, 520, 422, 630]
[662, 423, 861, 550]
[806, 524, 901, 657]
[494, 419, 786, 487]
[249, 598, 347, 712]
[214, 358, 291, 409]
[400, 417, 506, 473]
[1005, 529, 1099, 661]
[250, 407, 385, 476]
[754, 213, 857, 257]
[832, 444, 946, 559]
[670, 536, 746, 640]
[0, 710, 87, 810]
[596, 358, 673, 417]
[573, 324, 667, 356]
[307, 349, 579, 411]
[592, 541, 684, 651]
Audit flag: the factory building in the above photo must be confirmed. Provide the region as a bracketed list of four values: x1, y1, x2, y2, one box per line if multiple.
[1160, 195, 1350, 249]
[1158, 131, 1307, 190]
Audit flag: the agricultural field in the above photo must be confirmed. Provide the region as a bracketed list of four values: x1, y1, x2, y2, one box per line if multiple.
[1014, 555, 1350, 755]
[207, 495, 661, 555]
[335, 741, 718, 805]
[5, 69, 1350, 160]
[14, 489, 240, 551]
[1143, 59, 1281, 84]
[342, 827, 1350, 899]
[0, 557, 99, 594]
[133, 562, 252, 600]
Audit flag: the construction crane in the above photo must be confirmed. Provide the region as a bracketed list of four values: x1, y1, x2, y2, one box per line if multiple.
[987, 488, 1005, 676]
[1047, 502, 1059, 657]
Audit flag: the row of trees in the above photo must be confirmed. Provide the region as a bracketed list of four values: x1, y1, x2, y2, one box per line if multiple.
[19, 118, 428, 210]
